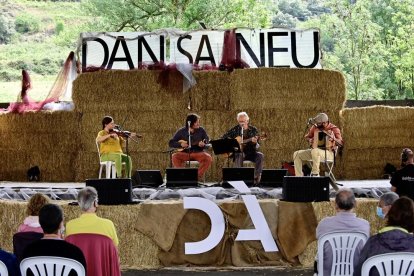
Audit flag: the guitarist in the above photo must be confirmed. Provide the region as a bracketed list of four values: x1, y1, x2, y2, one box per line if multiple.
[222, 112, 264, 184]
[168, 113, 212, 180]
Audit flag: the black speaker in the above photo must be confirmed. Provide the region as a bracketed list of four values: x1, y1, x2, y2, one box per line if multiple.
[132, 170, 163, 187]
[282, 176, 329, 202]
[86, 178, 132, 205]
[222, 167, 255, 187]
[260, 169, 288, 187]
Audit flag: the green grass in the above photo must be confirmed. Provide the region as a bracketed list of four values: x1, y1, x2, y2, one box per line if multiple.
[0, 0, 90, 103]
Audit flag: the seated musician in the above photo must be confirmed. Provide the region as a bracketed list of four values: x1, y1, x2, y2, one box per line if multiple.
[168, 113, 212, 180]
[96, 116, 136, 178]
[293, 113, 343, 176]
[222, 112, 264, 184]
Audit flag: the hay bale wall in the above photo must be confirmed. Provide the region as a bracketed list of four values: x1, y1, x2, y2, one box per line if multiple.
[72, 68, 346, 182]
[3, 69, 410, 181]
[340, 106, 414, 179]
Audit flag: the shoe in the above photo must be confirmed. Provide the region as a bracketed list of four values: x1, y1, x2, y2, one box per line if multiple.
[310, 173, 320, 177]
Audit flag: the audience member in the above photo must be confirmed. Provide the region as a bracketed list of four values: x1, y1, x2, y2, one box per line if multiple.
[316, 188, 370, 276]
[0, 248, 20, 276]
[390, 148, 414, 198]
[354, 197, 414, 276]
[377, 192, 399, 219]
[66, 187, 119, 246]
[22, 204, 86, 275]
[18, 193, 50, 233]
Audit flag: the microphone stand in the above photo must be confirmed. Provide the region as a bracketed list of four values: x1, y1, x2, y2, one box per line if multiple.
[187, 123, 191, 168]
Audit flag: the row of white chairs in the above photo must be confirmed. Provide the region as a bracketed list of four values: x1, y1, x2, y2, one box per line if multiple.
[316, 231, 414, 276]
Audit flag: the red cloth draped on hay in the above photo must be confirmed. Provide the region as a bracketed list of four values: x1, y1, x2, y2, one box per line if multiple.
[6, 51, 77, 114]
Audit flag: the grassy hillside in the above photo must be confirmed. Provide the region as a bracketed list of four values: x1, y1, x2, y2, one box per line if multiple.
[0, 0, 89, 102]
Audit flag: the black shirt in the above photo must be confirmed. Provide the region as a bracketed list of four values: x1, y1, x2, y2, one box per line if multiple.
[222, 125, 260, 155]
[390, 163, 414, 197]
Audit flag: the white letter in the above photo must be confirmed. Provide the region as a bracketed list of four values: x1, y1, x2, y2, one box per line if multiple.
[183, 197, 225, 254]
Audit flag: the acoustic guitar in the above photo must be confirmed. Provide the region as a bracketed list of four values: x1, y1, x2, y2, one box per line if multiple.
[235, 132, 267, 151]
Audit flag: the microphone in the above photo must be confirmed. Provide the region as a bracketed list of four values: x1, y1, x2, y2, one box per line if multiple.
[307, 118, 314, 125]
[114, 124, 121, 130]
[240, 123, 244, 136]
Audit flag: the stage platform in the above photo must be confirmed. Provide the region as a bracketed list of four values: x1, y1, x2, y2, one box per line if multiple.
[0, 179, 392, 201]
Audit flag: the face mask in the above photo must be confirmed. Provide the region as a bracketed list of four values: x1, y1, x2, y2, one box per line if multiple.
[376, 206, 385, 219]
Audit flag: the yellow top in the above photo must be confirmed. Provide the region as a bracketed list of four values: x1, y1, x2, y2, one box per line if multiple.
[66, 213, 119, 246]
[97, 130, 124, 154]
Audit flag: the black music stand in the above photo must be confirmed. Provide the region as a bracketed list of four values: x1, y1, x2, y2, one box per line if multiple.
[210, 138, 240, 167]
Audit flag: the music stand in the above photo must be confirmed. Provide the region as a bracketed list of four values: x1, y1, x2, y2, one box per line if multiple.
[210, 138, 240, 167]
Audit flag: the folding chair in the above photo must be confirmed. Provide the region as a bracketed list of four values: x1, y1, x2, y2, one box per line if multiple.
[361, 252, 414, 276]
[316, 231, 368, 276]
[20, 256, 85, 276]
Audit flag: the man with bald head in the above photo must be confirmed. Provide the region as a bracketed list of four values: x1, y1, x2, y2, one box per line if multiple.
[293, 112, 343, 177]
[315, 188, 370, 275]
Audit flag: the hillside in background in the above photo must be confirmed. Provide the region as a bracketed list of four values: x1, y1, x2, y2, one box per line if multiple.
[0, 0, 88, 102]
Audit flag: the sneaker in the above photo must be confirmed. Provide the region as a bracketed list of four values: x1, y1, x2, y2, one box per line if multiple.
[310, 173, 320, 177]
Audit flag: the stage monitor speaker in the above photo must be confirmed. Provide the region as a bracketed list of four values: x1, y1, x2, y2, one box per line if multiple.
[282, 176, 329, 202]
[132, 170, 163, 187]
[86, 178, 132, 205]
[166, 168, 199, 188]
[222, 167, 255, 187]
[260, 169, 288, 188]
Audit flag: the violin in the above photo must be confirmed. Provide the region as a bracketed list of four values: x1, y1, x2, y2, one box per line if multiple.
[109, 129, 143, 139]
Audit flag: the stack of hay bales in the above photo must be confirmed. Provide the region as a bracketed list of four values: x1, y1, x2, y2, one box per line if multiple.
[341, 106, 414, 179]
[0, 111, 80, 181]
[73, 68, 346, 181]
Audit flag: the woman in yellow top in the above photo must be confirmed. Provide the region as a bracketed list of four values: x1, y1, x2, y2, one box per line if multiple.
[96, 116, 136, 178]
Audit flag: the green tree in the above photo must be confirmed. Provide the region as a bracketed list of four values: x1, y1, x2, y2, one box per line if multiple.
[81, 0, 271, 31]
[0, 15, 15, 44]
[369, 0, 414, 99]
[301, 0, 387, 100]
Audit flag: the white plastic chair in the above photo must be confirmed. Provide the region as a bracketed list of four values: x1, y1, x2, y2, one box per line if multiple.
[96, 141, 115, 179]
[361, 252, 414, 276]
[0, 259, 8, 276]
[317, 231, 368, 276]
[20, 256, 85, 276]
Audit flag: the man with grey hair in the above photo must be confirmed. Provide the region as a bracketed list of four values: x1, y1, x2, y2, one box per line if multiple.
[377, 192, 399, 219]
[293, 112, 343, 177]
[222, 111, 264, 184]
[65, 187, 118, 246]
[315, 188, 370, 275]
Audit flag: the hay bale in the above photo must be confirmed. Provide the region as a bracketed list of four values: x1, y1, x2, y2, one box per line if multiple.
[230, 68, 346, 111]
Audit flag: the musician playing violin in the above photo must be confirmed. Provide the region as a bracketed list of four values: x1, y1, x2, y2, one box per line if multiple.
[293, 113, 343, 177]
[168, 113, 212, 180]
[222, 112, 264, 184]
[96, 116, 137, 178]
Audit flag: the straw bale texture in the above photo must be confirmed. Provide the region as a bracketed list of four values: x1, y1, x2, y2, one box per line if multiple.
[230, 68, 346, 111]
[340, 106, 414, 179]
[0, 111, 80, 181]
[73, 70, 186, 113]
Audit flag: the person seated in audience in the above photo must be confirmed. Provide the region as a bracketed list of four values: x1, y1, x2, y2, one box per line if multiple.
[22, 204, 86, 275]
[66, 187, 119, 247]
[18, 193, 50, 233]
[390, 148, 414, 198]
[354, 197, 414, 276]
[0, 248, 20, 276]
[376, 192, 399, 219]
[316, 188, 370, 276]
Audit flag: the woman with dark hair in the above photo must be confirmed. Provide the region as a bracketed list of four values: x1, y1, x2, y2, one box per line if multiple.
[96, 116, 136, 178]
[354, 196, 414, 276]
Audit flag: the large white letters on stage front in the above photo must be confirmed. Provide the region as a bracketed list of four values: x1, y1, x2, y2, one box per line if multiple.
[183, 181, 279, 255]
[79, 28, 321, 70]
